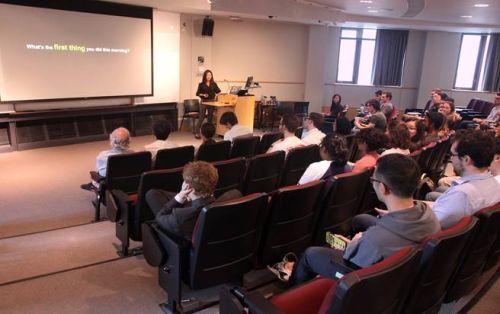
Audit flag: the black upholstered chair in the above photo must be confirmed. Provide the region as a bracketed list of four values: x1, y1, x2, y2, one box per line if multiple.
[280, 144, 320, 187]
[142, 193, 269, 313]
[314, 169, 371, 245]
[90, 151, 151, 221]
[105, 167, 184, 256]
[230, 135, 260, 158]
[242, 151, 285, 195]
[179, 99, 200, 133]
[444, 202, 500, 303]
[221, 246, 421, 314]
[212, 157, 246, 197]
[258, 132, 283, 154]
[154, 145, 194, 170]
[403, 216, 478, 314]
[259, 180, 325, 266]
[196, 140, 231, 162]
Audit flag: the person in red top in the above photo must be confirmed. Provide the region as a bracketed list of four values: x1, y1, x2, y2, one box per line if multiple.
[352, 128, 387, 173]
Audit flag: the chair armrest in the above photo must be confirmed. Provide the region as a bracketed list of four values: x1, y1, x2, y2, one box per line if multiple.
[90, 171, 105, 182]
[106, 189, 133, 223]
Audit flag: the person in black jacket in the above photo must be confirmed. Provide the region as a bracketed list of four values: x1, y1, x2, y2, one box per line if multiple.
[195, 69, 221, 139]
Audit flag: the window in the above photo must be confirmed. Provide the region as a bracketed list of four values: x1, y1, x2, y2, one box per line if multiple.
[337, 28, 377, 84]
[454, 34, 490, 90]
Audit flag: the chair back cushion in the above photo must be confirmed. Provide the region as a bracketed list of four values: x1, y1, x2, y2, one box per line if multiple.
[243, 151, 285, 195]
[404, 216, 478, 314]
[154, 145, 194, 170]
[323, 247, 421, 314]
[106, 151, 152, 193]
[196, 140, 231, 162]
[190, 193, 269, 289]
[230, 135, 259, 159]
[259, 132, 283, 154]
[280, 145, 321, 186]
[259, 180, 325, 265]
[212, 157, 246, 197]
[445, 203, 500, 301]
[314, 169, 371, 245]
[183, 99, 200, 113]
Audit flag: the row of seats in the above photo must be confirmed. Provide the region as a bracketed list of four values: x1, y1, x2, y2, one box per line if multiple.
[221, 202, 500, 314]
[104, 145, 323, 255]
[139, 168, 384, 313]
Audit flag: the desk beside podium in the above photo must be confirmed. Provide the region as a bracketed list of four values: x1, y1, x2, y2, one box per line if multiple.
[203, 94, 255, 136]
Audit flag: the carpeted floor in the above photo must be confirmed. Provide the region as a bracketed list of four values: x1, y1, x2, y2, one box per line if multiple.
[0, 132, 201, 239]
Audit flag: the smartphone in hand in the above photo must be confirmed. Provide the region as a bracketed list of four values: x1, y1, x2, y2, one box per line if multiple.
[326, 232, 349, 251]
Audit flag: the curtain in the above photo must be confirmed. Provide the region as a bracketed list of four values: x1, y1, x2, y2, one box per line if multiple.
[483, 33, 500, 92]
[372, 30, 409, 86]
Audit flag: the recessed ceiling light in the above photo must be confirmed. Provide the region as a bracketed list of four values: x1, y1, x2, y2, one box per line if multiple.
[461, 15, 473, 18]
[368, 9, 378, 13]
[474, 3, 489, 7]
[360, 0, 373, 3]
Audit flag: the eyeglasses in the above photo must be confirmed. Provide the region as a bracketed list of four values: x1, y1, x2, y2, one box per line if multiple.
[369, 177, 384, 185]
[450, 152, 459, 157]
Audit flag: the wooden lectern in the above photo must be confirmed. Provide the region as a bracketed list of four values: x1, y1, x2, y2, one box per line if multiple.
[203, 94, 255, 136]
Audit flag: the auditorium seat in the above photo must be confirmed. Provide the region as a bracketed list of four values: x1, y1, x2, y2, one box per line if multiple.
[221, 246, 421, 314]
[258, 180, 325, 266]
[242, 151, 285, 195]
[444, 202, 500, 302]
[179, 99, 200, 134]
[230, 135, 260, 158]
[280, 145, 320, 187]
[403, 216, 478, 314]
[258, 131, 283, 154]
[212, 157, 246, 197]
[90, 151, 151, 221]
[154, 145, 194, 170]
[314, 169, 371, 245]
[356, 168, 383, 215]
[196, 140, 231, 162]
[141, 193, 269, 313]
[105, 167, 183, 256]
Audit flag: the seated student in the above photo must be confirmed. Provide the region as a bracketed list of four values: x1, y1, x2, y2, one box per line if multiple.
[437, 98, 461, 130]
[298, 134, 351, 184]
[422, 111, 447, 145]
[492, 137, 500, 179]
[424, 88, 442, 111]
[80, 127, 133, 191]
[402, 116, 426, 152]
[354, 99, 387, 131]
[351, 128, 387, 173]
[472, 93, 500, 126]
[268, 114, 305, 155]
[268, 154, 440, 283]
[219, 111, 253, 142]
[301, 112, 326, 145]
[380, 91, 396, 120]
[427, 130, 500, 229]
[146, 161, 241, 240]
[329, 94, 344, 118]
[144, 120, 178, 159]
[200, 122, 216, 145]
[381, 121, 411, 156]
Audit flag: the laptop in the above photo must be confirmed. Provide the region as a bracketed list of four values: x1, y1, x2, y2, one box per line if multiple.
[229, 86, 242, 95]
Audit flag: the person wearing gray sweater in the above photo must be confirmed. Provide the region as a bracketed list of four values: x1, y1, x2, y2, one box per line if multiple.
[268, 154, 440, 285]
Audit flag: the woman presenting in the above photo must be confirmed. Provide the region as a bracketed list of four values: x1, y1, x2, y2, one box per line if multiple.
[195, 70, 221, 139]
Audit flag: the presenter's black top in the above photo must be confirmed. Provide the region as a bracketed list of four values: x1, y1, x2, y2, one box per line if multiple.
[196, 82, 221, 101]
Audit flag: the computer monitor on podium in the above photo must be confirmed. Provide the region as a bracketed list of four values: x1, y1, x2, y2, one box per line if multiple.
[244, 76, 253, 89]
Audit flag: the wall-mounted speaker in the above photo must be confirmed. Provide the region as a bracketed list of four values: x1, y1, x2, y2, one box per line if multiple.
[202, 17, 214, 36]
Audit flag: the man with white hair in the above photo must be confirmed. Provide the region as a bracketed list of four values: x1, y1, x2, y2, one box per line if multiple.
[81, 127, 133, 191]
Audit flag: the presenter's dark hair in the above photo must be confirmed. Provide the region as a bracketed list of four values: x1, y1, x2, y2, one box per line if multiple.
[375, 154, 420, 198]
[201, 122, 216, 139]
[153, 120, 172, 140]
[332, 94, 342, 104]
[366, 99, 381, 111]
[220, 111, 238, 126]
[202, 69, 214, 84]
[281, 114, 300, 133]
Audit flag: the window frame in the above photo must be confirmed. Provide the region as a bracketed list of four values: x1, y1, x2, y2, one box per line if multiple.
[336, 28, 376, 85]
[453, 33, 489, 91]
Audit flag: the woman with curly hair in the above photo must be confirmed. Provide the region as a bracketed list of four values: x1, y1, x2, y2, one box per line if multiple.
[352, 128, 387, 172]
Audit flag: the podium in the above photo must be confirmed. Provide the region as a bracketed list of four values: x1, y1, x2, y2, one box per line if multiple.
[203, 94, 255, 136]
